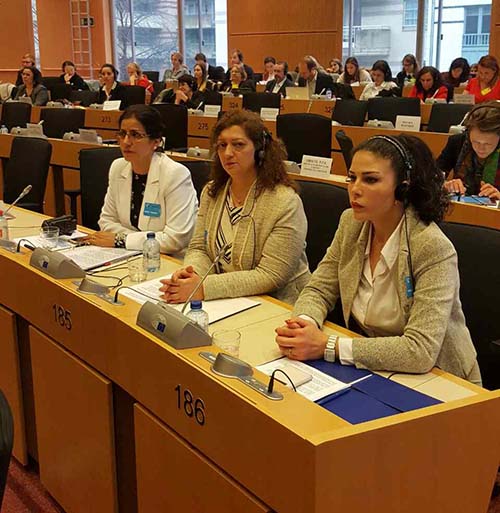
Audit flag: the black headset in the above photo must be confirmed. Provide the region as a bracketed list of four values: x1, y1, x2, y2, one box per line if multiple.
[254, 129, 271, 167]
[370, 135, 414, 204]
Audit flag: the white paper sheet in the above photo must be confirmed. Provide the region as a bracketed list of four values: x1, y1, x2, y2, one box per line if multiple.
[119, 275, 261, 324]
[14, 230, 88, 251]
[61, 246, 140, 271]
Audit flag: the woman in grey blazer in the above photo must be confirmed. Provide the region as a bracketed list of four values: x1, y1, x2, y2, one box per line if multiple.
[276, 135, 480, 383]
[159, 109, 310, 305]
[13, 66, 48, 106]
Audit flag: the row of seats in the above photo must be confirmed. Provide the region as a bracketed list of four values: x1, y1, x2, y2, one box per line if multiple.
[1, 137, 498, 390]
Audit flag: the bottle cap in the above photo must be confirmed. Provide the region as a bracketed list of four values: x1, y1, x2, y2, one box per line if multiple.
[147, 232, 155, 239]
[190, 300, 202, 309]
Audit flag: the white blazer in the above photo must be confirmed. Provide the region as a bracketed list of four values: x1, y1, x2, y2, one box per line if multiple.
[98, 153, 198, 255]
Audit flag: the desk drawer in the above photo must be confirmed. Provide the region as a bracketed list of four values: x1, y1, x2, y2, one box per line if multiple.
[134, 403, 271, 513]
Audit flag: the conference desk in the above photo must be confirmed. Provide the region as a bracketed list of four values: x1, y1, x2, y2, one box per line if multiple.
[1, 208, 499, 513]
[0, 134, 498, 231]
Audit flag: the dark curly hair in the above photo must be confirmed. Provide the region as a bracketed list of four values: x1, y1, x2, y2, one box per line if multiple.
[353, 135, 449, 224]
[208, 109, 295, 198]
[415, 66, 444, 99]
[21, 66, 43, 87]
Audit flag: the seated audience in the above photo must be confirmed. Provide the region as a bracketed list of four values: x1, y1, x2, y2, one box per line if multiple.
[59, 60, 88, 90]
[326, 58, 343, 75]
[16, 53, 36, 86]
[260, 56, 276, 83]
[221, 64, 255, 92]
[442, 57, 470, 89]
[194, 52, 224, 82]
[470, 63, 478, 78]
[225, 49, 254, 81]
[163, 52, 189, 82]
[126, 62, 153, 94]
[159, 109, 310, 304]
[174, 74, 204, 108]
[409, 66, 449, 102]
[395, 54, 419, 88]
[297, 55, 335, 96]
[265, 61, 294, 97]
[360, 60, 398, 100]
[465, 55, 500, 104]
[193, 62, 213, 93]
[13, 66, 48, 106]
[437, 101, 500, 200]
[84, 105, 198, 254]
[275, 135, 480, 384]
[338, 57, 372, 85]
[97, 63, 127, 107]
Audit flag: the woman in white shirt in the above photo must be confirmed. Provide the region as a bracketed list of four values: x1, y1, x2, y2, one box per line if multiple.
[338, 57, 372, 86]
[83, 105, 198, 255]
[275, 135, 480, 383]
[359, 60, 398, 100]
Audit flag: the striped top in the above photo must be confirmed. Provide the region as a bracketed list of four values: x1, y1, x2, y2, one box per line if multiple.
[215, 193, 243, 273]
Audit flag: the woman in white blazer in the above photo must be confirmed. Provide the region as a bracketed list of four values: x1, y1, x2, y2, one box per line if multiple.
[84, 105, 198, 255]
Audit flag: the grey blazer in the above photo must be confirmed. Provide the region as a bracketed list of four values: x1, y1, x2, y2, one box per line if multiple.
[184, 181, 311, 304]
[293, 208, 478, 379]
[13, 84, 49, 106]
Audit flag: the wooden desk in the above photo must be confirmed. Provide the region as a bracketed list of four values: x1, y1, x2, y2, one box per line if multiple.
[0, 208, 499, 513]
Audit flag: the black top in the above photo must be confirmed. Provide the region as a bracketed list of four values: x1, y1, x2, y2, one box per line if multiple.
[298, 71, 335, 95]
[265, 78, 294, 97]
[130, 171, 148, 229]
[58, 73, 89, 90]
[396, 71, 416, 88]
[220, 80, 256, 93]
[207, 64, 225, 82]
[97, 82, 128, 109]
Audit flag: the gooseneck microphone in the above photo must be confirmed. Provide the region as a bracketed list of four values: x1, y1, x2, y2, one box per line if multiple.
[180, 243, 229, 314]
[4, 185, 33, 216]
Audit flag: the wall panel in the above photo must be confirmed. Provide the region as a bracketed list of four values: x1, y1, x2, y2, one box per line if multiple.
[0, 0, 34, 83]
[491, 1, 500, 59]
[227, 0, 342, 72]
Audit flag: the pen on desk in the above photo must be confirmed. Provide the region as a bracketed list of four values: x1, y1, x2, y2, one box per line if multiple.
[316, 387, 350, 406]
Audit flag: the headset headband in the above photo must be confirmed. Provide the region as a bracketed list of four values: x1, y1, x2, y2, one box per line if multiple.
[369, 135, 414, 176]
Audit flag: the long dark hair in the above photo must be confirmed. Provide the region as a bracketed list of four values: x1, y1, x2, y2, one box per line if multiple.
[372, 60, 393, 82]
[447, 57, 470, 86]
[344, 57, 361, 84]
[208, 109, 295, 197]
[353, 135, 449, 224]
[415, 66, 443, 98]
[21, 66, 42, 87]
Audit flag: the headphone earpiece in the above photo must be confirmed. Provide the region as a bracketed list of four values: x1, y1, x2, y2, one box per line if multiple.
[255, 130, 271, 167]
[370, 135, 413, 205]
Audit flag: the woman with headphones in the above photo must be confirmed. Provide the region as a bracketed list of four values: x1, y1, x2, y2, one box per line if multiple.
[275, 135, 480, 383]
[159, 109, 310, 304]
[437, 102, 500, 200]
[97, 63, 127, 108]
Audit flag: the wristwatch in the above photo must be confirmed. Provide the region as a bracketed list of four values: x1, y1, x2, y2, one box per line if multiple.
[114, 232, 127, 248]
[324, 335, 337, 363]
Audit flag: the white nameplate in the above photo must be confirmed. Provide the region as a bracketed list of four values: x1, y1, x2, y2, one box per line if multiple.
[26, 123, 44, 136]
[300, 155, 333, 178]
[103, 100, 121, 111]
[260, 107, 279, 121]
[453, 94, 475, 105]
[78, 129, 100, 143]
[395, 115, 421, 132]
[204, 105, 221, 117]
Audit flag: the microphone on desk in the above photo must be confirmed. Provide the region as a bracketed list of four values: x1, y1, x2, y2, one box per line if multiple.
[3, 185, 33, 216]
[180, 242, 229, 314]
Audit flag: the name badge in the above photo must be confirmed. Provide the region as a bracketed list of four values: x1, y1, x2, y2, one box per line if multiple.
[404, 276, 414, 299]
[144, 202, 161, 217]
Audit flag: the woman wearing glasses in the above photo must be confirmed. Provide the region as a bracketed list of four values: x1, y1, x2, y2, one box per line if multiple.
[159, 109, 310, 304]
[83, 105, 198, 255]
[220, 64, 255, 92]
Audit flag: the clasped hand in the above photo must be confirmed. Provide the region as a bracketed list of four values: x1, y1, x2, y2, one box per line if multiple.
[159, 265, 204, 303]
[275, 317, 328, 360]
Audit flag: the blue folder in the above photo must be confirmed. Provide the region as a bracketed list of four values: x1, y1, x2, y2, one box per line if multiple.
[306, 360, 442, 424]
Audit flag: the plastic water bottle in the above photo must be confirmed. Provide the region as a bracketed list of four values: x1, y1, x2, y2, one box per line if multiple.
[0, 125, 8, 135]
[326, 89, 332, 100]
[143, 232, 160, 272]
[0, 210, 9, 240]
[186, 300, 209, 332]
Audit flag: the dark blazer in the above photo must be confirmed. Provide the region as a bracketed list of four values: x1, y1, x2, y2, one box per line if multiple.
[298, 71, 335, 95]
[265, 78, 294, 97]
[208, 65, 225, 82]
[225, 63, 254, 81]
[220, 80, 255, 93]
[58, 73, 88, 90]
[97, 82, 128, 109]
[436, 132, 465, 177]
